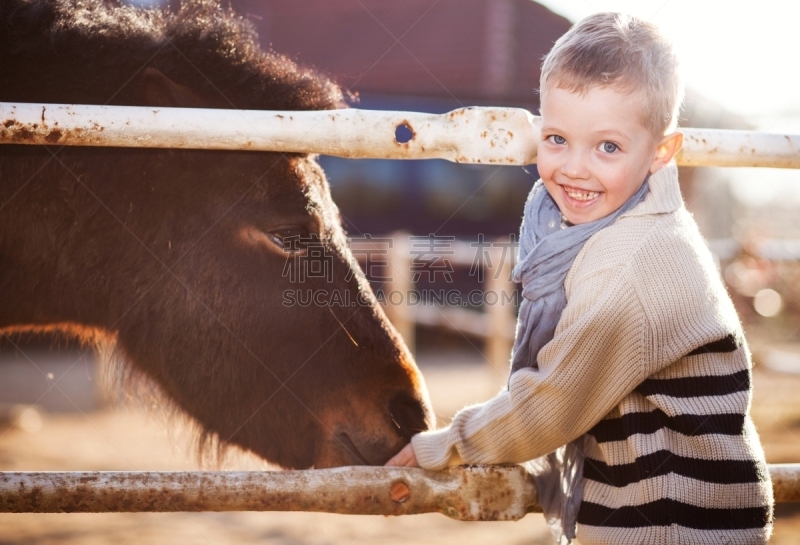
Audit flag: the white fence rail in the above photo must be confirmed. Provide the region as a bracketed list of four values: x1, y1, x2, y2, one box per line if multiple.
[2, 103, 800, 168]
[2, 464, 799, 515]
[3, 102, 800, 515]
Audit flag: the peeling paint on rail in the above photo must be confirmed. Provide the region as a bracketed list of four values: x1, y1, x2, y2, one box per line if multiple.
[2, 102, 798, 168]
[0, 466, 539, 520]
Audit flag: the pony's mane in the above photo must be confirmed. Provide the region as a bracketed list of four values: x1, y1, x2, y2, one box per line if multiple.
[1, 0, 345, 111]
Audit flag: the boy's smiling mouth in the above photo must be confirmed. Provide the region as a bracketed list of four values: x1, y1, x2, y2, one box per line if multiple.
[562, 184, 602, 203]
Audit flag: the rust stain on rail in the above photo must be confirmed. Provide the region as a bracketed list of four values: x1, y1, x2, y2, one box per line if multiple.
[0, 119, 103, 145]
[1, 119, 36, 143]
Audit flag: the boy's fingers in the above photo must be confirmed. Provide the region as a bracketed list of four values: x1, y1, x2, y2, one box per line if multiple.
[405, 447, 419, 468]
[384, 448, 408, 466]
[384, 443, 415, 467]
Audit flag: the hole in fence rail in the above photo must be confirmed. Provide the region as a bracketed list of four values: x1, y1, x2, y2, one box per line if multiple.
[394, 123, 414, 144]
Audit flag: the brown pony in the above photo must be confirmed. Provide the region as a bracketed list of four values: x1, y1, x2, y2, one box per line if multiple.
[0, 0, 433, 468]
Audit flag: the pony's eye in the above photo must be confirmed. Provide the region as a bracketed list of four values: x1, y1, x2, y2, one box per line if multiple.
[600, 141, 619, 153]
[268, 226, 314, 251]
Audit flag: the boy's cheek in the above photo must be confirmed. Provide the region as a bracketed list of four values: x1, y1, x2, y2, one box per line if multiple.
[535, 149, 557, 181]
[535, 151, 567, 210]
[541, 180, 568, 215]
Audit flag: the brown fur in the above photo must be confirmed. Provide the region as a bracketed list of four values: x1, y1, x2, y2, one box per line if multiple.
[0, 0, 433, 468]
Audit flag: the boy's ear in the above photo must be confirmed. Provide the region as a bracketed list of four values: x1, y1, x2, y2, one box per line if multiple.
[649, 131, 683, 173]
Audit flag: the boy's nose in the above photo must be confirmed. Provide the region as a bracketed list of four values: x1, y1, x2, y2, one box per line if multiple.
[561, 151, 590, 179]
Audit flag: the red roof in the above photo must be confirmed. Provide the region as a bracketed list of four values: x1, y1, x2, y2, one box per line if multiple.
[231, 0, 572, 106]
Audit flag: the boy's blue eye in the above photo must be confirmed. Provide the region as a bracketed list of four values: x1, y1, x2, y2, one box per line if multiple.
[601, 141, 618, 153]
[550, 135, 566, 145]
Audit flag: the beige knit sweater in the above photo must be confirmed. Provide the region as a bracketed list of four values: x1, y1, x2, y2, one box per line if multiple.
[411, 162, 773, 544]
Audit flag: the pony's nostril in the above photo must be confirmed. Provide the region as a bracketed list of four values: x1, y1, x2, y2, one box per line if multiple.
[388, 391, 428, 441]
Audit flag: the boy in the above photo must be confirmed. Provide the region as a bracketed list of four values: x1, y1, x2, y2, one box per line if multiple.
[386, 12, 773, 545]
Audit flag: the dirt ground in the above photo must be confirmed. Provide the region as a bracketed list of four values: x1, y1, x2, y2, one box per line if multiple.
[0, 348, 799, 544]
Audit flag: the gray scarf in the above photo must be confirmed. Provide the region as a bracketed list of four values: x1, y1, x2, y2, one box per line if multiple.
[510, 178, 650, 544]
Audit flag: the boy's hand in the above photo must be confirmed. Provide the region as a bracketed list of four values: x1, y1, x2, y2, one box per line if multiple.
[384, 442, 419, 467]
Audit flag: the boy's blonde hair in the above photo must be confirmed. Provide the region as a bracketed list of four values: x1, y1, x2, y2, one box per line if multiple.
[540, 12, 684, 138]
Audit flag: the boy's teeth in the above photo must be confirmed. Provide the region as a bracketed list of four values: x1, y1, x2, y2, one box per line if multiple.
[565, 187, 600, 201]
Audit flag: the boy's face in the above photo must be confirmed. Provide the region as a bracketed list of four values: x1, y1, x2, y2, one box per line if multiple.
[538, 83, 663, 225]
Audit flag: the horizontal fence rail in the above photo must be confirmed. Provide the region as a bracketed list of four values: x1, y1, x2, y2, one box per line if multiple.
[1, 464, 798, 516]
[2, 103, 800, 168]
[0, 466, 537, 519]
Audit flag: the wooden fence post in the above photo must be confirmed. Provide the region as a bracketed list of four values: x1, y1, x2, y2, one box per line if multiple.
[486, 241, 516, 381]
[384, 232, 415, 355]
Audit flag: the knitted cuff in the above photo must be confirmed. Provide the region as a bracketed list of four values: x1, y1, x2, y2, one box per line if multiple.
[411, 426, 459, 470]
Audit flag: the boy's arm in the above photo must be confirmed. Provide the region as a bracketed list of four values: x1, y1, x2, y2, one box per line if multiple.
[411, 262, 649, 470]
